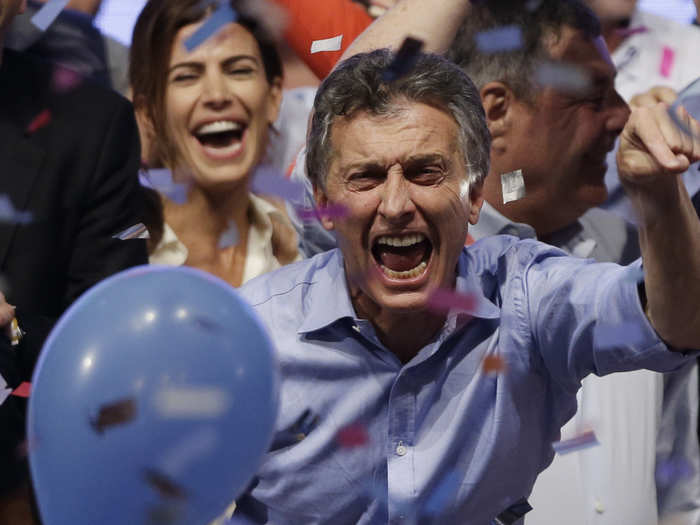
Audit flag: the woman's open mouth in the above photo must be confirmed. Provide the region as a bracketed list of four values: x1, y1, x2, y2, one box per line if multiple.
[193, 120, 247, 159]
[371, 232, 433, 280]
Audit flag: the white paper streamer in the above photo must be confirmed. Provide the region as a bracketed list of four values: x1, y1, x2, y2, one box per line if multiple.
[310, 34, 343, 54]
[31, 0, 71, 31]
[501, 169, 526, 204]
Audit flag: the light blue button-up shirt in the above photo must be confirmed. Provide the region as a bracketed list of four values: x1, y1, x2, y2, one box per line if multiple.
[237, 237, 694, 524]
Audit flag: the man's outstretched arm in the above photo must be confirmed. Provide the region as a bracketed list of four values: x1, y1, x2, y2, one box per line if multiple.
[618, 102, 700, 349]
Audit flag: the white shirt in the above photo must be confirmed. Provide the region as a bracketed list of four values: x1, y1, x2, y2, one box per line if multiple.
[149, 193, 300, 285]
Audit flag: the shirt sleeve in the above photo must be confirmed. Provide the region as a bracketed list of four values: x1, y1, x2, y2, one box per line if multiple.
[272, 0, 373, 79]
[521, 245, 696, 394]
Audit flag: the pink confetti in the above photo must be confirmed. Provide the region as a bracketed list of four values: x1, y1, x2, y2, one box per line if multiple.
[12, 382, 31, 398]
[425, 288, 477, 314]
[26, 109, 51, 134]
[552, 429, 599, 455]
[337, 423, 369, 448]
[296, 204, 350, 222]
[660, 46, 674, 78]
[52, 66, 83, 93]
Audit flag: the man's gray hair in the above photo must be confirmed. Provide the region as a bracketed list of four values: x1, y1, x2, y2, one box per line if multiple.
[306, 49, 491, 190]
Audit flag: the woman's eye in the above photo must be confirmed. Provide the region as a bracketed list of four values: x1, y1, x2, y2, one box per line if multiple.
[173, 73, 197, 82]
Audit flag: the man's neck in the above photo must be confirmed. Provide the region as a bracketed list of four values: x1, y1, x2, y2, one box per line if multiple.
[349, 285, 447, 364]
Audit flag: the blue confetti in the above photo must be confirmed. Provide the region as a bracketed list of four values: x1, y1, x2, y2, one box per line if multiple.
[552, 430, 599, 455]
[655, 456, 694, 488]
[475, 25, 523, 53]
[0, 195, 33, 224]
[184, 3, 238, 52]
[382, 37, 424, 83]
[217, 220, 239, 249]
[251, 166, 304, 202]
[30, 0, 70, 31]
[113, 223, 150, 241]
[140, 169, 191, 205]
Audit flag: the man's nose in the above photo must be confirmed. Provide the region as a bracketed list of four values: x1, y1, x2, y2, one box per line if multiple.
[378, 168, 416, 224]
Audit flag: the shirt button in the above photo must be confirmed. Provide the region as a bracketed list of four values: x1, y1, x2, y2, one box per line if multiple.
[594, 500, 604, 514]
[396, 441, 407, 456]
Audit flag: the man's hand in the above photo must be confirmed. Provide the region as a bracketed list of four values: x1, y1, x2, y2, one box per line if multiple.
[617, 100, 700, 350]
[617, 101, 700, 186]
[629, 86, 677, 109]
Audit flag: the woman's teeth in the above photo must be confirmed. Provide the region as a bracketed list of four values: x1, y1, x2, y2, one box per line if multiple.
[380, 261, 427, 279]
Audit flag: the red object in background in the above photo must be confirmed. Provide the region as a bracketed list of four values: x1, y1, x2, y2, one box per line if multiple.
[26, 109, 52, 134]
[12, 382, 31, 398]
[337, 423, 369, 448]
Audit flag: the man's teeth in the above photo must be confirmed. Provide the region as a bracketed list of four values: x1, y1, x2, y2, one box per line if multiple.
[380, 261, 427, 279]
[376, 233, 426, 247]
[195, 120, 243, 135]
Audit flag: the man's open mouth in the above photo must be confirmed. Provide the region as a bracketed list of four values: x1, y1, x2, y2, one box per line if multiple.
[371, 233, 433, 279]
[193, 120, 246, 152]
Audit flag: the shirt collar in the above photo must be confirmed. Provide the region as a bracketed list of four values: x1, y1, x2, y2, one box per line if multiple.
[470, 200, 537, 241]
[298, 247, 501, 336]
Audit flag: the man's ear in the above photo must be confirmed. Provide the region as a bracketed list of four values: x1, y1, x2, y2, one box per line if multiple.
[267, 76, 284, 125]
[480, 82, 515, 152]
[468, 181, 484, 226]
[313, 182, 335, 231]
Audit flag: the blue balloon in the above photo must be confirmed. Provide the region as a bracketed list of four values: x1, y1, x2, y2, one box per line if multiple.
[28, 265, 279, 525]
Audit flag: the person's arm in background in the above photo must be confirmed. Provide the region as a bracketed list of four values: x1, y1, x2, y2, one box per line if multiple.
[339, 0, 471, 61]
[271, 0, 373, 79]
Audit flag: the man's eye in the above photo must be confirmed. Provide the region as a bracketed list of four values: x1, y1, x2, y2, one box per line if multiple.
[347, 172, 383, 190]
[173, 73, 197, 82]
[229, 67, 255, 76]
[411, 168, 445, 185]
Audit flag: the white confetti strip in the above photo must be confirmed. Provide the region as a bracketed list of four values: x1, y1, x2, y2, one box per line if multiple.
[113, 223, 150, 240]
[0, 195, 33, 224]
[0, 374, 12, 407]
[31, 0, 71, 31]
[534, 60, 591, 94]
[217, 220, 239, 249]
[501, 169, 526, 204]
[310, 34, 343, 54]
[154, 387, 231, 418]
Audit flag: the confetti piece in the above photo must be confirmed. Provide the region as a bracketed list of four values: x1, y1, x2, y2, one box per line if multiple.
[153, 387, 230, 418]
[655, 457, 694, 488]
[336, 423, 369, 448]
[552, 429, 598, 455]
[475, 25, 523, 53]
[0, 374, 12, 407]
[592, 35, 615, 70]
[660, 46, 674, 79]
[161, 427, 218, 476]
[30, 0, 70, 31]
[251, 166, 304, 202]
[10, 318, 23, 346]
[295, 203, 350, 222]
[482, 355, 506, 374]
[382, 37, 424, 83]
[426, 288, 477, 314]
[310, 34, 343, 54]
[534, 60, 591, 94]
[217, 220, 239, 249]
[140, 169, 191, 205]
[113, 223, 150, 240]
[51, 66, 83, 93]
[11, 382, 31, 398]
[184, 3, 238, 52]
[26, 109, 51, 134]
[614, 25, 648, 38]
[501, 169, 525, 204]
[90, 398, 136, 434]
[0, 195, 33, 224]
[144, 469, 187, 500]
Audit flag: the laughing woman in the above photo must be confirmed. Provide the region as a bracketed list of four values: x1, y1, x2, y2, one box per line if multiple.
[130, 0, 300, 286]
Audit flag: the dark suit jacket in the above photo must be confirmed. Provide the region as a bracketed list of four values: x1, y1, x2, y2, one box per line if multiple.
[0, 48, 148, 495]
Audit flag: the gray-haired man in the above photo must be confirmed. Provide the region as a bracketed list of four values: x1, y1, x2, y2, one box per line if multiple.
[237, 42, 700, 522]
